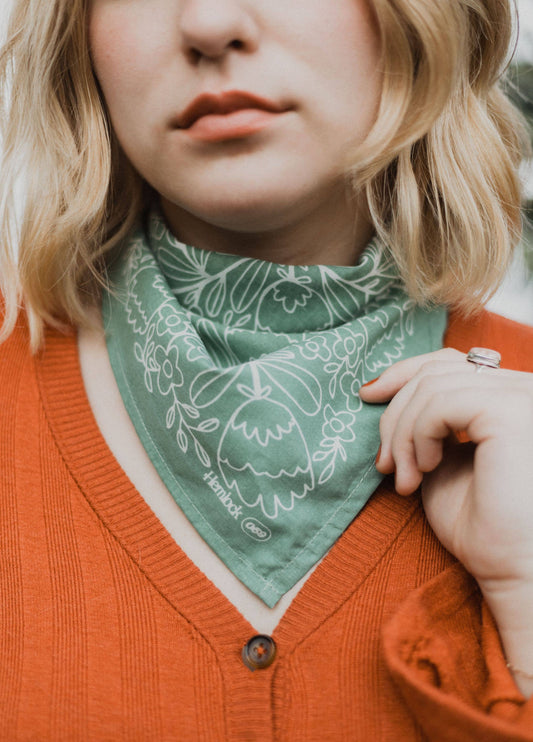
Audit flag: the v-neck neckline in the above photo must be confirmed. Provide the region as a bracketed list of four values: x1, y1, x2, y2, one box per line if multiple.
[36, 327, 421, 652]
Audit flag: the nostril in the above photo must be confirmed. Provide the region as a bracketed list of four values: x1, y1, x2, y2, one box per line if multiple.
[186, 47, 203, 65]
[185, 39, 245, 65]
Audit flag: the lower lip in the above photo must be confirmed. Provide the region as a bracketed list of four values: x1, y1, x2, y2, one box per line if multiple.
[183, 108, 283, 143]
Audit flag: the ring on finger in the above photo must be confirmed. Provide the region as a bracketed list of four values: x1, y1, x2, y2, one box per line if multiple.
[466, 347, 501, 372]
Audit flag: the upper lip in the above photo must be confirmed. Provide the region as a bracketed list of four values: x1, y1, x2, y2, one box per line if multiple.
[175, 90, 288, 129]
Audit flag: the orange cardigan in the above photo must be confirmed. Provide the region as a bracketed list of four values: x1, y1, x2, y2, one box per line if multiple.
[1, 310, 533, 741]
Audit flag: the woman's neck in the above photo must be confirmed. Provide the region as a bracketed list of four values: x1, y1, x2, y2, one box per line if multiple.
[160, 187, 373, 267]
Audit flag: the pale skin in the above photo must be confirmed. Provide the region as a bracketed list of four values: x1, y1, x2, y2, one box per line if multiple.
[86, 0, 533, 695]
[360, 351, 533, 696]
[85, 0, 383, 636]
[88, 0, 381, 265]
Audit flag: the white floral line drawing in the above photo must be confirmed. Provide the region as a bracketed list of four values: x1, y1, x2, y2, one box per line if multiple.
[115, 227, 419, 520]
[154, 230, 402, 332]
[214, 363, 315, 520]
[313, 404, 360, 485]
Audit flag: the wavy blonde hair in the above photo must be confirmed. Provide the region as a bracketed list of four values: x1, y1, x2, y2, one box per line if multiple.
[0, 0, 529, 349]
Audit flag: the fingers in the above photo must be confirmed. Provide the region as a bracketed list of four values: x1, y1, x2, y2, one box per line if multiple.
[359, 348, 466, 402]
[360, 348, 533, 496]
[360, 349, 528, 405]
[377, 369, 500, 466]
[381, 383, 489, 495]
[366, 362, 527, 496]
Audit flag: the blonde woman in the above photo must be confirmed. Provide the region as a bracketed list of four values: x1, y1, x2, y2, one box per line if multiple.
[1, 0, 533, 739]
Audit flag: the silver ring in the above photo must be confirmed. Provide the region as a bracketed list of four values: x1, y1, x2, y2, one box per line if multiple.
[466, 347, 501, 371]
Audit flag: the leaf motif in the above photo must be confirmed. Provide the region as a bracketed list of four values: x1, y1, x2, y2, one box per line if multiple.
[205, 277, 226, 317]
[191, 367, 242, 408]
[144, 370, 153, 393]
[312, 449, 330, 462]
[181, 403, 200, 419]
[230, 260, 271, 313]
[196, 418, 219, 433]
[197, 319, 238, 368]
[157, 245, 208, 284]
[234, 313, 252, 328]
[134, 342, 144, 363]
[177, 429, 188, 453]
[318, 456, 336, 485]
[321, 274, 363, 321]
[166, 406, 176, 429]
[195, 439, 211, 467]
[271, 349, 296, 361]
[259, 360, 322, 416]
[184, 290, 199, 306]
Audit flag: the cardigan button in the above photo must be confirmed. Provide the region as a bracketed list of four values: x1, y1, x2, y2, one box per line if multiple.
[242, 635, 277, 671]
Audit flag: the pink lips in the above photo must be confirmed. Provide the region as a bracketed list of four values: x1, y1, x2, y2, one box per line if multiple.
[174, 90, 289, 142]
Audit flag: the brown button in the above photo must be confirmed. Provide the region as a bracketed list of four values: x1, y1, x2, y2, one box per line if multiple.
[242, 635, 277, 671]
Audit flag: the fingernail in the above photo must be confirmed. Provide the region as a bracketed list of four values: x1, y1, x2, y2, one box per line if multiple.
[361, 376, 380, 389]
[375, 444, 382, 465]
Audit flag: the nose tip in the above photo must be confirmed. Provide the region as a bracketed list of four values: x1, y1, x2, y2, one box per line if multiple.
[180, 2, 259, 63]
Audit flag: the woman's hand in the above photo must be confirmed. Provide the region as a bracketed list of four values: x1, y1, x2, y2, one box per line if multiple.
[359, 348, 533, 694]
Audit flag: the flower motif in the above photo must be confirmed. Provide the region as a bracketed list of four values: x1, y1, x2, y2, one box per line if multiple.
[332, 330, 364, 368]
[155, 305, 183, 340]
[154, 344, 184, 395]
[321, 404, 356, 444]
[271, 279, 314, 314]
[184, 333, 209, 363]
[300, 335, 332, 362]
[337, 369, 364, 412]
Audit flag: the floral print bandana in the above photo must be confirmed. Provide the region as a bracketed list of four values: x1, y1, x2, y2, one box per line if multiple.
[103, 211, 447, 606]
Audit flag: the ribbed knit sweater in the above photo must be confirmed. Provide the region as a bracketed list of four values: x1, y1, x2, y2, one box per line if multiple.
[1, 309, 533, 741]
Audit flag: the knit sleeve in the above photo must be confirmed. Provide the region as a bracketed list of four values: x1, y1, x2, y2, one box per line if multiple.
[382, 564, 533, 741]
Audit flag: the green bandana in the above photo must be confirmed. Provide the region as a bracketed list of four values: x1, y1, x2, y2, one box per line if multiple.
[103, 212, 446, 606]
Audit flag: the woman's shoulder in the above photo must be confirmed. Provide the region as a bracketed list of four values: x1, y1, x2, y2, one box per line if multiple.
[0, 313, 40, 454]
[445, 309, 533, 373]
[0, 310, 33, 381]
[0, 302, 32, 350]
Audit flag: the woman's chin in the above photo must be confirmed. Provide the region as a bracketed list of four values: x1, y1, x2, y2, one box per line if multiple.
[160, 190, 315, 237]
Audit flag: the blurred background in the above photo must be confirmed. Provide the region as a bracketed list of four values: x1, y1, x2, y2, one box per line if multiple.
[0, 1, 532, 323]
[488, 0, 533, 323]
